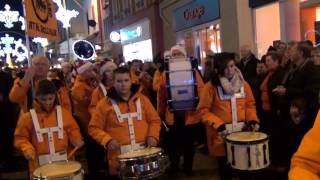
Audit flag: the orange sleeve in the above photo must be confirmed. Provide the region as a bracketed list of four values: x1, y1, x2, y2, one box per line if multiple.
[63, 109, 83, 145]
[156, 80, 167, 117]
[14, 113, 35, 154]
[153, 70, 162, 91]
[89, 88, 102, 116]
[71, 85, 88, 104]
[289, 111, 320, 180]
[88, 99, 112, 147]
[58, 87, 72, 113]
[197, 83, 225, 129]
[9, 78, 29, 105]
[243, 81, 259, 122]
[142, 96, 161, 141]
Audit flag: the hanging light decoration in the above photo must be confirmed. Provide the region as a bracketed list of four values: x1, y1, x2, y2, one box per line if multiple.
[52, 0, 79, 28]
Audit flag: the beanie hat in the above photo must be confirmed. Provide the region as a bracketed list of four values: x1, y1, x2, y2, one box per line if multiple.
[171, 44, 186, 57]
[77, 61, 93, 74]
[100, 61, 117, 76]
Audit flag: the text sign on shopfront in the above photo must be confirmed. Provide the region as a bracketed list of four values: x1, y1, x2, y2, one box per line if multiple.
[174, 0, 220, 32]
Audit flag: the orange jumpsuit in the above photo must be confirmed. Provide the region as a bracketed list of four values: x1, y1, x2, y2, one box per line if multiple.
[71, 76, 95, 133]
[14, 103, 82, 175]
[197, 81, 258, 156]
[157, 70, 204, 125]
[9, 78, 72, 113]
[89, 84, 110, 115]
[152, 69, 164, 92]
[289, 111, 320, 180]
[88, 86, 161, 175]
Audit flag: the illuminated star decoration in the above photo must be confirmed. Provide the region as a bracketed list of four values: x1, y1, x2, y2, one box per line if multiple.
[0, 34, 28, 62]
[32, 37, 48, 47]
[52, 0, 79, 28]
[0, 4, 24, 30]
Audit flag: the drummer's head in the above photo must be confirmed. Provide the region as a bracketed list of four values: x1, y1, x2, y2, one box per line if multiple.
[214, 52, 236, 80]
[35, 79, 57, 112]
[113, 67, 132, 98]
[32, 56, 50, 79]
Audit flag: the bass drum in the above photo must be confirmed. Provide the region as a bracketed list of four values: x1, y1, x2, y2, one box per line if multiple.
[165, 57, 199, 111]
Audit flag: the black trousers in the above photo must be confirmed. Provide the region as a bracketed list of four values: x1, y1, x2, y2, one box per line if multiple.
[84, 135, 106, 177]
[166, 114, 198, 172]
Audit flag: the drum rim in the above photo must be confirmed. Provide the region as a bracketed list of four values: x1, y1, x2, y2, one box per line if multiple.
[33, 161, 82, 178]
[33, 169, 83, 179]
[118, 148, 162, 160]
[225, 132, 269, 144]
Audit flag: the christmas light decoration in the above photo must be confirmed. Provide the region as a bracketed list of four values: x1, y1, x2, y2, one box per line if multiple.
[53, 0, 79, 28]
[0, 34, 28, 62]
[32, 37, 49, 47]
[0, 4, 24, 30]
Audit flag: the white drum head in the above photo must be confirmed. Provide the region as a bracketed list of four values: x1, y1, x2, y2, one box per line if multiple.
[226, 132, 267, 142]
[118, 147, 161, 159]
[33, 161, 81, 177]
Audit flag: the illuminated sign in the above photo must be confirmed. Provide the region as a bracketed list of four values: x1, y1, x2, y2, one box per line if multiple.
[110, 31, 121, 42]
[184, 6, 205, 21]
[120, 26, 142, 41]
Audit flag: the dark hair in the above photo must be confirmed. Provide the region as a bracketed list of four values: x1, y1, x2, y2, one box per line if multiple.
[36, 79, 57, 95]
[113, 66, 131, 78]
[260, 55, 266, 64]
[265, 52, 281, 63]
[298, 41, 312, 58]
[211, 52, 235, 85]
[213, 52, 235, 76]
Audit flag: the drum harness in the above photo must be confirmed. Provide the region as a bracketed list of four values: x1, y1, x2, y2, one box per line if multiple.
[217, 86, 245, 134]
[30, 106, 67, 166]
[99, 82, 107, 96]
[110, 98, 145, 154]
[218, 87, 264, 168]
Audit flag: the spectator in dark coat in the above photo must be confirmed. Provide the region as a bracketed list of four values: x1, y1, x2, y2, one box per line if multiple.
[237, 45, 259, 87]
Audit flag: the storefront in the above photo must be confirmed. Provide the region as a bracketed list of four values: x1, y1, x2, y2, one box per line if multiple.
[300, 0, 320, 46]
[174, 0, 221, 66]
[117, 18, 153, 62]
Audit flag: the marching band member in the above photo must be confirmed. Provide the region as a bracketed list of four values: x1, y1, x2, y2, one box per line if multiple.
[129, 59, 143, 84]
[9, 56, 48, 112]
[197, 52, 259, 180]
[289, 111, 320, 180]
[71, 61, 101, 178]
[89, 60, 117, 115]
[14, 80, 83, 176]
[88, 67, 161, 177]
[157, 45, 204, 176]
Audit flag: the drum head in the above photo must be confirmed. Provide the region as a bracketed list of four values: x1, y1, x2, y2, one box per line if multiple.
[226, 132, 267, 142]
[33, 161, 81, 178]
[118, 147, 161, 159]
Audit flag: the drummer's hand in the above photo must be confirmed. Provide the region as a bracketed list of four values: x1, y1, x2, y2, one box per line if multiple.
[106, 139, 120, 151]
[248, 120, 260, 131]
[72, 140, 84, 148]
[147, 137, 158, 147]
[23, 149, 35, 160]
[217, 125, 228, 138]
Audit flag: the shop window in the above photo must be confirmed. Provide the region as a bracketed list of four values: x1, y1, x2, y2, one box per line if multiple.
[197, 24, 221, 61]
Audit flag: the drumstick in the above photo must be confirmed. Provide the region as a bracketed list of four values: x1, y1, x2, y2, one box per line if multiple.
[67, 146, 80, 159]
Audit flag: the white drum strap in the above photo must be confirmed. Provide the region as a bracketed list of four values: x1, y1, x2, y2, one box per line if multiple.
[99, 82, 107, 96]
[110, 98, 142, 149]
[30, 107, 64, 158]
[30, 109, 44, 142]
[230, 96, 238, 132]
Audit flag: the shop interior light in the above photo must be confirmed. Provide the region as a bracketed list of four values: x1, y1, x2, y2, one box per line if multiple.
[110, 31, 121, 42]
[53, 0, 79, 28]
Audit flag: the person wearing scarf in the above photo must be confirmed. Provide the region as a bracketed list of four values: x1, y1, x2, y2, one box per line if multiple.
[197, 52, 259, 180]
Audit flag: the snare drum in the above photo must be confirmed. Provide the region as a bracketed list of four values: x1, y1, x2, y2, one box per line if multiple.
[33, 161, 83, 180]
[118, 147, 169, 179]
[165, 57, 198, 111]
[225, 132, 270, 171]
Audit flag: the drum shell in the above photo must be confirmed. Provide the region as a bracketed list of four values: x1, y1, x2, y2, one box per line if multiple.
[225, 133, 270, 171]
[118, 149, 169, 179]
